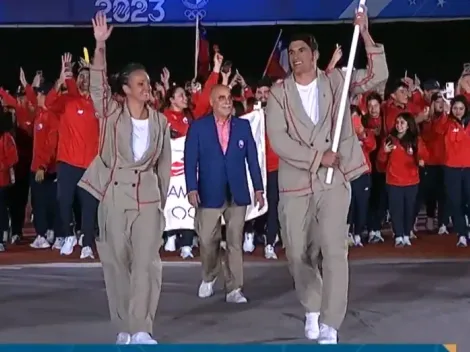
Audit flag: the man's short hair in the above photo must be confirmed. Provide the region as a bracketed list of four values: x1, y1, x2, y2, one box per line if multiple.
[288, 33, 319, 52]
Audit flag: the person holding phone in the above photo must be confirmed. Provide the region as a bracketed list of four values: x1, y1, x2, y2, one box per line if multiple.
[377, 112, 428, 247]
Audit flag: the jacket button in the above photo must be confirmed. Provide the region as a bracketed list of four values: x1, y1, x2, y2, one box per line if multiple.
[326, 139, 330, 143]
[114, 182, 118, 185]
[134, 170, 138, 174]
[310, 143, 314, 147]
[132, 183, 136, 187]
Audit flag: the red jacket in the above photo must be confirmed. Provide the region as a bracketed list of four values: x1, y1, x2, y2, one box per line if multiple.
[0, 132, 18, 187]
[191, 72, 219, 119]
[434, 115, 470, 168]
[358, 129, 377, 173]
[377, 136, 428, 186]
[0, 88, 34, 178]
[31, 108, 59, 173]
[381, 100, 422, 137]
[163, 109, 190, 138]
[48, 80, 99, 169]
[420, 114, 446, 166]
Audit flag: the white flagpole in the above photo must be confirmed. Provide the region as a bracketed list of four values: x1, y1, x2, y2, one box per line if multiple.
[194, 14, 200, 79]
[325, 0, 367, 184]
[262, 29, 283, 78]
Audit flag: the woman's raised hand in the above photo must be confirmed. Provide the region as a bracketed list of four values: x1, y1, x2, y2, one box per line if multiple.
[92, 12, 113, 43]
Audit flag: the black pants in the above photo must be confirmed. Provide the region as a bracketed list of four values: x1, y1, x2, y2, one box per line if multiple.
[413, 168, 427, 219]
[0, 187, 9, 242]
[424, 165, 449, 226]
[444, 166, 470, 237]
[387, 184, 418, 238]
[165, 229, 195, 247]
[57, 162, 98, 247]
[30, 172, 61, 237]
[7, 173, 29, 236]
[368, 172, 388, 231]
[348, 174, 371, 236]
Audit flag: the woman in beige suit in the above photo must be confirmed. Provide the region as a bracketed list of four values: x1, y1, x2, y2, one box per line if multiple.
[78, 12, 171, 345]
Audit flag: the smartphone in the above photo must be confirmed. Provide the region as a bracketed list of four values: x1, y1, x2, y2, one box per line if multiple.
[446, 82, 455, 99]
[221, 61, 232, 74]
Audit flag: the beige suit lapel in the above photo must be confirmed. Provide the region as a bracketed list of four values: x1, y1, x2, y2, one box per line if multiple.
[117, 105, 134, 163]
[310, 70, 333, 143]
[284, 75, 315, 130]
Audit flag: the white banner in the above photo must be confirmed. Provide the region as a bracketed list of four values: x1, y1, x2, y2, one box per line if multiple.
[164, 109, 268, 231]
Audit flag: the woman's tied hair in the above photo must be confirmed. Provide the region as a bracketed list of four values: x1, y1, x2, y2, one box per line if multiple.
[117, 62, 147, 95]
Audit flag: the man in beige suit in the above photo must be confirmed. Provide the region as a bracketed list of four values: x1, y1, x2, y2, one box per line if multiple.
[266, 7, 388, 344]
[78, 13, 171, 345]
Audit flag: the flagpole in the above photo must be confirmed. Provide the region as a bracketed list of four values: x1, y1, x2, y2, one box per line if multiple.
[194, 14, 200, 79]
[262, 29, 283, 78]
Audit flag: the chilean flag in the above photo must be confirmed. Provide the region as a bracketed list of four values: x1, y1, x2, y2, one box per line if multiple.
[263, 33, 290, 79]
[197, 24, 210, 79]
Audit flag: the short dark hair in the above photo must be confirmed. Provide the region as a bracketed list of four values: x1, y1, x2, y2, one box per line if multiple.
[288, 33, 319, 52]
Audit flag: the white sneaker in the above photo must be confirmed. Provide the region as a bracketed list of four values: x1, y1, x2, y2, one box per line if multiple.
[425, 217, 434, 231]
[318, 323, 338, 344]
[304, 312, 320, 340]
[226, 288, 248, 303]
[0, 243, 5, 252]
[198, 278, 216, 298]
[394, 237, 404, 247]
[243, 232, 255, 253]
[220, 241, 227, 250]
[130, 332, 157, 344]
[353, 235, 363, 247]
[10, 234, 20, 245]
[78, 233, 84, 247]
[274, 234, 280, 246]
[30, 235, 50, 249]
[80, 246, 95, 259]
[46, 230, 55, 244]
[438, 224, 449, 235]
[457, 236, 468, 247]
[403, 236, 412, 246]
[347, 233, 354, 247]
[264, 245, 277, 259]
[52, 237, 65, 250]
[410, 230, 418, 239]
[60, 236, 77, 256]
[368, 231, 384, 244]
[180, 246, 194, 259]
[116, 332, 131, 345]
[164, 235, 176, 252]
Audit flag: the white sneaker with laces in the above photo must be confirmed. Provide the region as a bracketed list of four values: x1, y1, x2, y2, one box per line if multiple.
[409, 231, 418, 239]
[46, 230, 55, 244]
[116, 332, 131, 345]
[226, 288, 247, 303]
[353, 235, 363, 247]
[368, 231, 384, 244]
[10, 234, 20, 245]
[198, 278, 216, 298]
[264, 245, 277, 259]
[0, 243, 5, 252]
[318, 323, 338, 344]
[304, 312, 320, 340]
[80, 246, 95, 259]
[30, 236, 50, 249]
[180, 245, 194, 259]
[457, 236, 468, 247]
[220, 241, 227, 250]
[60, 236, 77, 256]
[438, 224, 449, 235]
[403, 236, 412, 246]
[164, 235, 176, 252]
[131, 332, 157, 344]
[52, 237, 65, 250]
[243, 232, 255, 253]
[394, 237, 404, 247]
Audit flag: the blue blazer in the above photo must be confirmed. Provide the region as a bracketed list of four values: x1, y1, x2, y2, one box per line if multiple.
[184, 115, 263, 208]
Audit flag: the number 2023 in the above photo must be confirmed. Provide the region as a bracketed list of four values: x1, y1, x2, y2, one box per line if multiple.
[95, 0, 165, 23]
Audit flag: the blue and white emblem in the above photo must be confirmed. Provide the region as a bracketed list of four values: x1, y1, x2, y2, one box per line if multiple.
[182, 0, 208, 20]
[238, 140, 244, 149]
[37, 123, 43, 131]
[183, 117, 188, 124]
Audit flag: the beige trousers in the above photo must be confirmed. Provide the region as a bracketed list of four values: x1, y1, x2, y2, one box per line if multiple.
[278, 184, 351, 329]
[195, 202, 247, 292]
[96, 202, 164, 335]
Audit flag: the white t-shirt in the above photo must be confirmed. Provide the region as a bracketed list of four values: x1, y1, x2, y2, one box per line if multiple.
[131, 117, 150, 162]
[296, 79, 319, 125]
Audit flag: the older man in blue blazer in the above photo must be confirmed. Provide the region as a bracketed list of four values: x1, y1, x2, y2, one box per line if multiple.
[184, 84, 264, 303]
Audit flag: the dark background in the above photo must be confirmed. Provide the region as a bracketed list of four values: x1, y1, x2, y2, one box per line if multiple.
[1, 20, 469, 89]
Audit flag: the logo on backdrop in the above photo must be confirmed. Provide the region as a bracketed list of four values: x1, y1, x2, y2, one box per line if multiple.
[95, 0, 166, 24]
[182, 0, 208, 20]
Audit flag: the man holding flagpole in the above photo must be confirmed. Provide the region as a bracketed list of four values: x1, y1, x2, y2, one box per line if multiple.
[265, 6, 388, 344]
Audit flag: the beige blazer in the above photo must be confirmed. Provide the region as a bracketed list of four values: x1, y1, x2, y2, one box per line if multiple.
[78, 66, 171, 211]
[266, 44, 389, 197]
